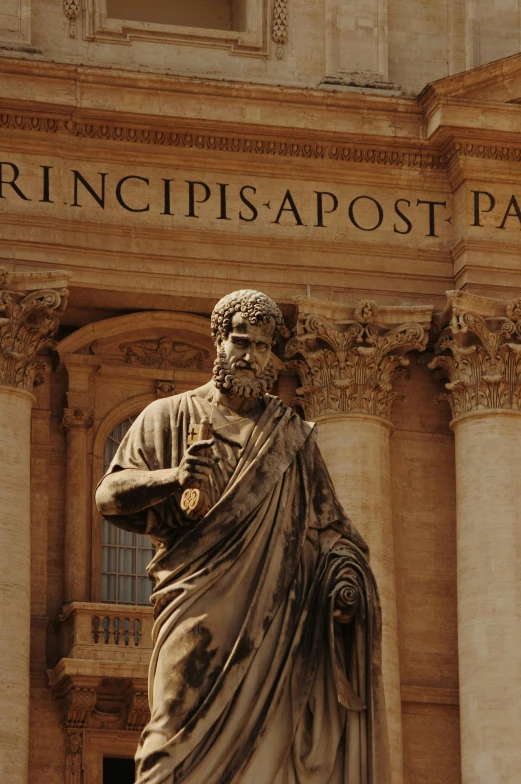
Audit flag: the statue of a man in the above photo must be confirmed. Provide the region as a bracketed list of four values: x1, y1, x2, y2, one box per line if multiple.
[96, 290, 390, 784]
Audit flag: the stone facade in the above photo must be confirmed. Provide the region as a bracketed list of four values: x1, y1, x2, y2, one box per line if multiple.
[2, 4, 521, 784]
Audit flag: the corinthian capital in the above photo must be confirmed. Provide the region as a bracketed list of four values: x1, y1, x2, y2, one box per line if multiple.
[285, 297, 432, 420]
[0, 266, 70, 392]
[429, 290, 521, 418]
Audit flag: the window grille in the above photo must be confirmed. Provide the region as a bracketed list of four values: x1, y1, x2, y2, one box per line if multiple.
[101, 416, 155, 605]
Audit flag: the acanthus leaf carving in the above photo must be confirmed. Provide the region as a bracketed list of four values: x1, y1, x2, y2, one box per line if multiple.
[429, 293, 521, 418]
[0, 271, 68, 393]
[285, 302, 430, 420]
[120, 337, 209, 370]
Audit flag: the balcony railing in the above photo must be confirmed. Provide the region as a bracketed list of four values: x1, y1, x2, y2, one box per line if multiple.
[58, 602, 153, 665]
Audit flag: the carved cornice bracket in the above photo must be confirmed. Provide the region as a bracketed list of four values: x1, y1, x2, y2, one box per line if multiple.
[285, 297, 432, 420]
[62, 407, 94, 429]
[126, 690, 150, 732]
[0, 267, 70, 393]
[429, 290, 521, 418]
[63, 686, 97, 730]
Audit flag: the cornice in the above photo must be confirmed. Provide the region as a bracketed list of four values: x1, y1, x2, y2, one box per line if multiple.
[0, 56, 422, 116]
[0, 106, 443, 169]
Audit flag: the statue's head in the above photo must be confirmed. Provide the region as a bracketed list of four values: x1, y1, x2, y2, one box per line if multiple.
[210, 290, 287, 399]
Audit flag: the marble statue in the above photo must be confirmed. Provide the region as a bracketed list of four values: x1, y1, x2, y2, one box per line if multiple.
[95, 290, 390, 784]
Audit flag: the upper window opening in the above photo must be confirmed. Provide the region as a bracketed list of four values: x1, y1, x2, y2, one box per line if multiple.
[101, 415, 154, 606]
[106, 0, 247, 32]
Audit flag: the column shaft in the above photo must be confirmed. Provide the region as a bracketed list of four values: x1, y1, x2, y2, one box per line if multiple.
[317, 413, 403, 784]
[0, 387, 35, 784]
[453, 410, 521, 784]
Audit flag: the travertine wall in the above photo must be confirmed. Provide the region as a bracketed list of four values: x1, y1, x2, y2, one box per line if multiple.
[1, 0, 521, 93]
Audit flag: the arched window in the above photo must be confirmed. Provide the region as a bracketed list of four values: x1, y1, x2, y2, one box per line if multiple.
[101, 416, 155, 605]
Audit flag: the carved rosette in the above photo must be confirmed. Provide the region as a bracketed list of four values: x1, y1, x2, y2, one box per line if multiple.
[285, 299, 431, 420]
[0, 267, 69, 393]
[62, 408, 94, 429]
[126, 691, 150, 732]
[429, 292, 521, 418]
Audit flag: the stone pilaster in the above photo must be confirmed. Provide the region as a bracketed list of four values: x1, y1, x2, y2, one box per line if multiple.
[286, 296, 432, 784]
[429, 290, 521, 784]
[0, 266, 69, 784]
[62, 407, 94, 603]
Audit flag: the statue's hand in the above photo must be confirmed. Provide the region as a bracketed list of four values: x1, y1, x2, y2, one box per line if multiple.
[332, 571, 360, 624]
[177, 439, 220, 490]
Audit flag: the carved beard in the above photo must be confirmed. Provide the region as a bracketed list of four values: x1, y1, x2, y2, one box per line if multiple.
[212, 347, 277, 398]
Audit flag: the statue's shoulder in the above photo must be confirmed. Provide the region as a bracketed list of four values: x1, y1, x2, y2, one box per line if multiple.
[264, 394, 316, 440]
[138, 387, 198, 421]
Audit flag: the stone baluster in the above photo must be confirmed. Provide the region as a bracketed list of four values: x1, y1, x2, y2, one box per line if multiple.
[0, 266, 69, 784]
[286, 296, 433, 784]
[429, 290, 521, 784]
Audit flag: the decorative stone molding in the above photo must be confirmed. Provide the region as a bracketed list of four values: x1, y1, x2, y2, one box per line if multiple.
[156, 382, 176, 399]
[272, 0, 288, 59]
[445, 141, 521, 164]
[62, 408, 94, 429]
[65, 731, 83, 784]
[429, 290, 521, 418]
[126, 691, 150, 732]
[120, 337, 209, 369]
[63, 0, 80, 38]
[285, 297, 432, 420]
[64, 687, 97, 729]
[0, 267, 70, 392]
[0, 111, 445, 169]
[84, 0, 268, 56]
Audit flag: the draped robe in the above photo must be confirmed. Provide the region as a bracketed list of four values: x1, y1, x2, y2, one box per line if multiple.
[100, 383, 390, 784]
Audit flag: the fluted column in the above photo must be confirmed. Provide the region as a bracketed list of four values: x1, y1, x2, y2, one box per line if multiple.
[429, 290, 521, 784]
[286, 297, 432, 784]
[0, 266, 69, 784]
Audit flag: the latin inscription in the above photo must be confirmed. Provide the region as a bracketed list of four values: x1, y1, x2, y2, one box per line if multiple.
[0, 161, 456, 239]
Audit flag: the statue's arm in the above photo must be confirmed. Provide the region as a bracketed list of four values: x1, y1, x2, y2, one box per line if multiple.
[95, 439, 219, 516]
[95, 467, 182, 516]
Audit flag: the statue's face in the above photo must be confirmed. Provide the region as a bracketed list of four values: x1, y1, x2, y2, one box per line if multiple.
[217, 313, 275, 377]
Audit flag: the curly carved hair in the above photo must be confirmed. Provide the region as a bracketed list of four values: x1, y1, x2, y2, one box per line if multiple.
[211, 289, 289, 345]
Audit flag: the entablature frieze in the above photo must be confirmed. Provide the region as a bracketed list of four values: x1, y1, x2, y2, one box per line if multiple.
[0, 105, 444, 170]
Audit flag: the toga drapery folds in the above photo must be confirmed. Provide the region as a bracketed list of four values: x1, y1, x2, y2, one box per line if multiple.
[101, 385, 390, 784]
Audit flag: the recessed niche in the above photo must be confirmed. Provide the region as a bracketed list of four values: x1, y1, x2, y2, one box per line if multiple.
[106, 0, 247, 32]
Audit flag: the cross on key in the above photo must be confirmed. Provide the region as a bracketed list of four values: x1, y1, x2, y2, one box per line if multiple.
[187, 418, 212, 446]
[187, 424, 200, 445]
